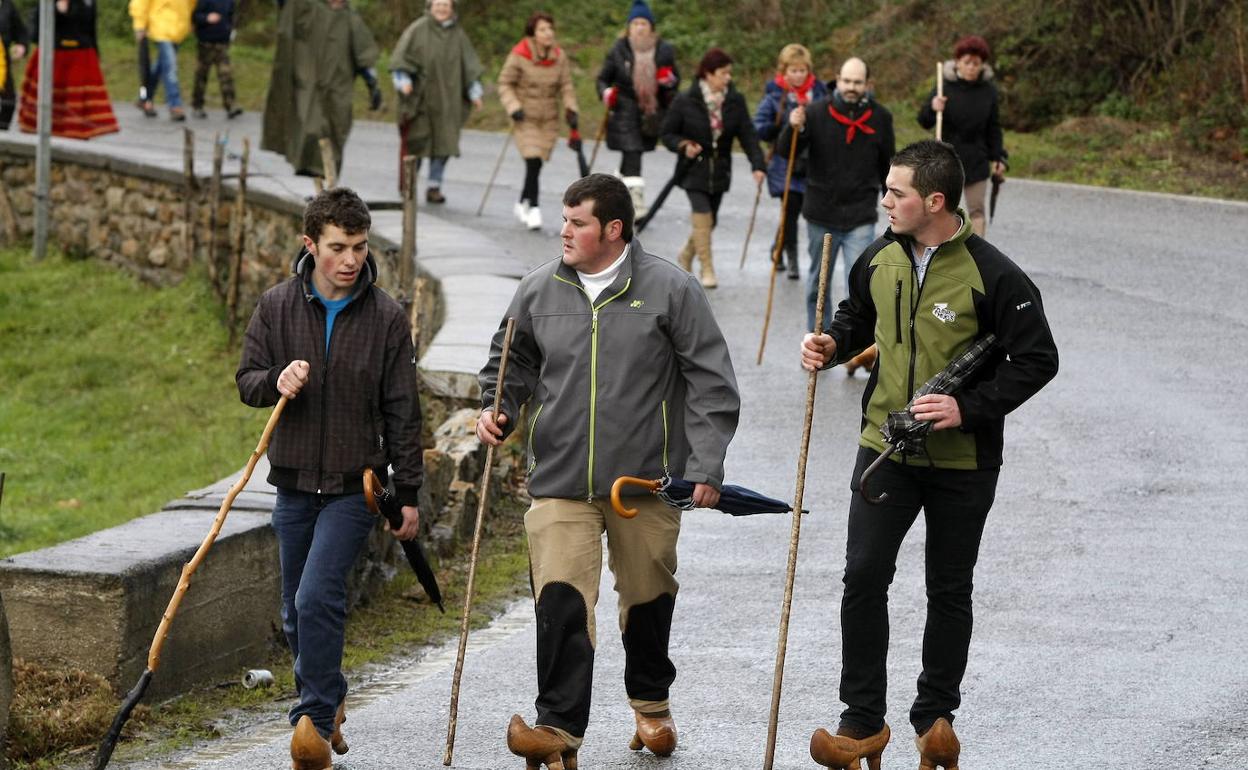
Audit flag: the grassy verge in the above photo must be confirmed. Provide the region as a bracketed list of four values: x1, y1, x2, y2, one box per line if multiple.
[0, 246, 267, 556]
[0, 246, 534, 768]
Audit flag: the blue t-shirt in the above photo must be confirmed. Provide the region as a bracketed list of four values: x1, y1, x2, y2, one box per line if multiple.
[311, 284, 354, 354]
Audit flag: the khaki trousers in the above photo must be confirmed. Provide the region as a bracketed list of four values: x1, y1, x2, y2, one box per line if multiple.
[525, 496, 682, 744]
[962, 178, 988, 236]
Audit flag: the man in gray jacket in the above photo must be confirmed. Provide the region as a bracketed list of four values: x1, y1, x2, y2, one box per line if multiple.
[477, 173, 739, 769]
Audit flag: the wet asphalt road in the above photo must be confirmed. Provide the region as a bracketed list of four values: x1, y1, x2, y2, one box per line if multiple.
[113, 114, 1248, 769]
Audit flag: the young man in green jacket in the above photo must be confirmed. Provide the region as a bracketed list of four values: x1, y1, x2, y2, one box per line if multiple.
[477, 174, 740, 769]
[800, 140, 1058, 770]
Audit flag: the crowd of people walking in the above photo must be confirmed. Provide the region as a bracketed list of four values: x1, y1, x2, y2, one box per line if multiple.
[2, 4, 1047, 770]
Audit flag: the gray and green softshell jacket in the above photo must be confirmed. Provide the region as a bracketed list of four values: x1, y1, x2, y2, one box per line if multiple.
[826, 212, 1058, 470]
[479, 241, 741, 500]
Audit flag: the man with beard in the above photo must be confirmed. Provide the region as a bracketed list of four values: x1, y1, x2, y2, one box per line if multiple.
[777, 56, 895, 333]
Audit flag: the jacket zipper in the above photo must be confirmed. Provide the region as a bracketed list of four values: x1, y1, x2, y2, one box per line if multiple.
[660, 399, 670, 476]
[554, 274, 632, 500]
[893, 280, 903, 345]
[527, 403, 544, 473]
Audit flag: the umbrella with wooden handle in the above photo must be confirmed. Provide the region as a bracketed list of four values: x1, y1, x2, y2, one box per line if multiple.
[761, 234, 834, 770]
[443, 317, 516, 766]
[93, 396, 289, 770]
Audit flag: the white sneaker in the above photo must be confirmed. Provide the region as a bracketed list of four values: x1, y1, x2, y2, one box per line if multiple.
[525, 206, 542, 231]
[514, 201, 531, 224]
[622, 176, 647, 219]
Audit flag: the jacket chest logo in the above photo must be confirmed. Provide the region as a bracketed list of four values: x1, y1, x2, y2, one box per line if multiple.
[932, 303, 957, 324]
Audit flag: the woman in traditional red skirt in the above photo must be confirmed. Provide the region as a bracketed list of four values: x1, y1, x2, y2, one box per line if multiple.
[18, 0, 118, 139]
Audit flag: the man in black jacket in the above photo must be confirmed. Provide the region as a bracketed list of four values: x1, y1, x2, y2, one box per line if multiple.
[236, 188, 423, 770]
[0, 0, 29, 129]
[191, 0, 241, 119]
[778, 56, 894, 332]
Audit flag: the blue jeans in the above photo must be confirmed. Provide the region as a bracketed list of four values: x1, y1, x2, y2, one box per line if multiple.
[149, 41, 182, 108]
[271, 490, 376, 736]
[425, 156, 448, 186]
[806, 221, 876, 332]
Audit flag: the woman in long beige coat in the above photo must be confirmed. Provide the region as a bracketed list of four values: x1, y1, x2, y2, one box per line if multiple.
[497, 11, 577, 230]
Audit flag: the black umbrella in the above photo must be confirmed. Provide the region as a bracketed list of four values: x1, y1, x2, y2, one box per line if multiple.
[611, 475, 793, 518]
[363, 469, 445, 612]
[569, 129, 590, 178]
[858, 333, 1000, 504]
[635, 156, 692, 233]
[989, 171, 1005, 223]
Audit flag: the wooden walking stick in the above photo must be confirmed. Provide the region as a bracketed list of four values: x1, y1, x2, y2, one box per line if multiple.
[739, 177, 764, 270]
[444, 317, 517, 766]
[756, 128, 800, 365]
[319, 137, 338, 189]
[476, 127, 514, 217]
[935, 61, 944, 141]
[588, 110, 609, 172]
[761, 234, 834, 770]
[93, 396, 289, 770]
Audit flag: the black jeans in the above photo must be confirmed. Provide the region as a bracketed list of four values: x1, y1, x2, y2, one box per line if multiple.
[778, 190, 804, 251]
[839, 446, 999, 735]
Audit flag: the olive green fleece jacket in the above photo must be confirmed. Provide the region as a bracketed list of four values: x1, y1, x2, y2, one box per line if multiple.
[825, 211, 1058, 469]
[478, 241, 740, 500]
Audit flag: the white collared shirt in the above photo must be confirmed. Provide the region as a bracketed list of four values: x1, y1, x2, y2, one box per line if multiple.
[912, 216, 964, 286]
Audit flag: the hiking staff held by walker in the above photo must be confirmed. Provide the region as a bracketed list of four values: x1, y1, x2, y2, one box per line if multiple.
[756, 125, 800, 365]
[761, 234, 833, 770]
[587, 109, 609, 172]
[935, 61, 944, 141]
[477, 126, 515, 216]
[444, 317, 516, 766]
[93, 396, 290, 770]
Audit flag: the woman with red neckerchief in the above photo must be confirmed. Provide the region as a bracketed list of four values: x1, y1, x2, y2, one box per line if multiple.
[752, 44, 828, 279]
[497, 11, 579, 231]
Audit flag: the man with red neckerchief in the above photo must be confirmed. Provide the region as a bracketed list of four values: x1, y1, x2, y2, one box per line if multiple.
[776, 56, 894, 332]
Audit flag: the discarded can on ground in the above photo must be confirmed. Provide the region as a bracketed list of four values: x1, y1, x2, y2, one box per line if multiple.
[242, 669, 274, 689]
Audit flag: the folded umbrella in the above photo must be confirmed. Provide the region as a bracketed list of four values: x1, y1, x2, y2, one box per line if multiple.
[569, 129, 590, 178]
[989, 171, 1004, 223]
[635, 155, 692, 233]
[858, 333, 999, 504]
[611, 475, 793, 518]
[363, 468, 445, 612]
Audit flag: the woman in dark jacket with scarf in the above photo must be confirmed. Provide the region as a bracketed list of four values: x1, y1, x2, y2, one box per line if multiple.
[918, 34, 1006, 236]
[661, 47, 765, 289]
[595, 0, 679, 217]
[753, 42, 828, 279]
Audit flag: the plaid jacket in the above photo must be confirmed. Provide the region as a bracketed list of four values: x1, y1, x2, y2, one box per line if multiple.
[236, 250, 424, 505]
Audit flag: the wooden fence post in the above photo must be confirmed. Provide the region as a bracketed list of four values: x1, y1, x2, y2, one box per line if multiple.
[207, 133, 225, 298]
[226, 138, 251, 337]
[182, 128, 198, 265]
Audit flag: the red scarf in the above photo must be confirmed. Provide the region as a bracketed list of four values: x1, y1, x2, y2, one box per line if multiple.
[774, 72, 816, 105]
[511, 37, 561, 67]
[828, 105, 875, 144]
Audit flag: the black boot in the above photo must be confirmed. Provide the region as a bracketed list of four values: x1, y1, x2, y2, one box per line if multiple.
[785, 241, 800, 279]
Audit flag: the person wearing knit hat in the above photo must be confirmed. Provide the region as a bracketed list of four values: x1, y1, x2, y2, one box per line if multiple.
[918, 34, 1007, 236]
[660, 47, 766, 288]
[595, 1, 680, 217]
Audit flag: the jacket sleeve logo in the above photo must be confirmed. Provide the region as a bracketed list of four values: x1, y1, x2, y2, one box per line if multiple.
[932, 303, 957, 324]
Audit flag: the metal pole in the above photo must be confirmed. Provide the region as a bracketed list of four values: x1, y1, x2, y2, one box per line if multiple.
[33, 0, 54, 260]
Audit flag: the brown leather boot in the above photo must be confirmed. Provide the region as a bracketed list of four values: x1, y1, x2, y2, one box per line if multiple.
[691, 212, 716, 289]
[330, 699, 348, 755]
[809, 723, 890, 770]
[844, 344, 878, 376]
[677, 232, 695, 272]
[290, 715, 332, 770]
[915, 718, 960, 770]
[506, 714, 577, 770]
[628, 708, 677, 756]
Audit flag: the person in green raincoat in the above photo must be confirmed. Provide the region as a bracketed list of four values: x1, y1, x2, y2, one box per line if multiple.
[390, 0, 483, 203]
[262, 0, 383, 179]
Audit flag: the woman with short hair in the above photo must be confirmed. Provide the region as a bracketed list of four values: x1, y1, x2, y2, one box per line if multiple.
[661, 47, 765, 289]
[918, 35, 1007, 236]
